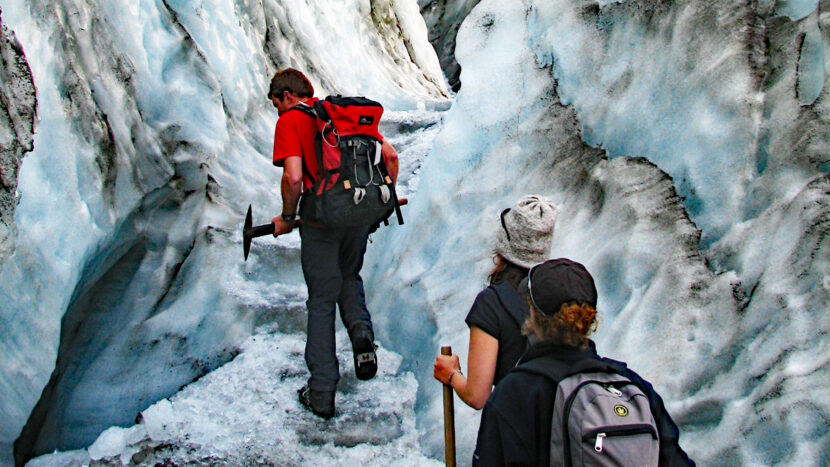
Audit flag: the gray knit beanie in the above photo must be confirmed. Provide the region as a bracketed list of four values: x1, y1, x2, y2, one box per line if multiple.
[495, 195, 558, 269]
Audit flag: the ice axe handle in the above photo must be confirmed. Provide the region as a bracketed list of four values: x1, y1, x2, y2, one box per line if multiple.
[246, 223, 275, 239]
[242, 221, 274, 262]
[441, 346, 456, 467]
[244, 204, 278, 262]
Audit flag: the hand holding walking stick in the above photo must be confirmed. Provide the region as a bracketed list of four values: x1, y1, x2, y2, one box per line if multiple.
[441, 345, 456, 467]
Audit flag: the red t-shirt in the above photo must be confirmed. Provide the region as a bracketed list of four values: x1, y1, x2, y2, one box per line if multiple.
[272, 98, 320, 192]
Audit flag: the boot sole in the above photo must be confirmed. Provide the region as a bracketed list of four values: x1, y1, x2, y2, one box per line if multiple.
[353, 338, 377, 381]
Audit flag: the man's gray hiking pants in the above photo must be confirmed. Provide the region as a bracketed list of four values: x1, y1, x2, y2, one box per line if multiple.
[301, 223, 373, 392]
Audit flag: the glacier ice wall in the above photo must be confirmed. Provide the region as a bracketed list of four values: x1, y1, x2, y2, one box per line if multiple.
[365, 0, 830, 465]
[0, 10, 35, 268]
[418, 0, 481, 91]
[0, 0, 447, 464]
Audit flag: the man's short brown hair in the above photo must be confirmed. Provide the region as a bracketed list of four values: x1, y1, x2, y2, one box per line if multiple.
[268, 68, 314, 99]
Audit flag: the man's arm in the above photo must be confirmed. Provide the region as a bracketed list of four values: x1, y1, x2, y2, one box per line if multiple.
[272, 156, 302, 236]
[381, 140, 398, 184]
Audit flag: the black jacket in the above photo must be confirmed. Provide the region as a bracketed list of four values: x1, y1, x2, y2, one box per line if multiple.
[473, 341, 695, 466]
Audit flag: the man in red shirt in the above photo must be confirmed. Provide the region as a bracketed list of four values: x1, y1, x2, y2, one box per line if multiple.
[268, 68, 398, 419]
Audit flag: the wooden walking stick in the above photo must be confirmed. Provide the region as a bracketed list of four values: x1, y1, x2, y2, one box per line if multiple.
[441, 346, 456, 467]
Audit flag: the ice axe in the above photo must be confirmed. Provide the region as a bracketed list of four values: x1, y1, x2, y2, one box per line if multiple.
[243, 198, 408, 261]
[243, 204, 277, 261]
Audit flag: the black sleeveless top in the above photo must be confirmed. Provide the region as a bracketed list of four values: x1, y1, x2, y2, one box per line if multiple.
[464, 281, 529, 385]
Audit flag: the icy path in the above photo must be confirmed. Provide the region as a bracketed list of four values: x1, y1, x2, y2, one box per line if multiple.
[26, 108, 448, 466]
[29, 332, 440, 466]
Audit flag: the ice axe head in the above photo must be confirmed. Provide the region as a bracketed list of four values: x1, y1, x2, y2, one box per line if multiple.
[244, 204, 253, 261]
[242, 204, 278, 261]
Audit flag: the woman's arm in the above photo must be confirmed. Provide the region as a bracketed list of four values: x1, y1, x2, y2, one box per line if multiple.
[433, 326, 499, 409]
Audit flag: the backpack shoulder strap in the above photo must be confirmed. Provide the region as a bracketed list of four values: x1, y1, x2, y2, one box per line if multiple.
[284, 104, 320, 186]
[287, 103, 317, 119]
[512, 353, 625, 383]
[312, 98, 331, 124]
[511, 353, 575, 385]
[488, 282, 527, 330]
[598, 356, 629, 374]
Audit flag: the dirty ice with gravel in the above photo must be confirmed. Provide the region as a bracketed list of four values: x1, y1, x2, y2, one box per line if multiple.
[1, 0, 829, 466]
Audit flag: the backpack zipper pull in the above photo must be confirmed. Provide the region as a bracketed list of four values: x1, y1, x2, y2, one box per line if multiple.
[595, 433, 606, 453]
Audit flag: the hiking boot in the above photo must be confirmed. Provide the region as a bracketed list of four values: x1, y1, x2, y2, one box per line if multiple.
[351, 328, 378, 381]
[297, 385, 335, 419]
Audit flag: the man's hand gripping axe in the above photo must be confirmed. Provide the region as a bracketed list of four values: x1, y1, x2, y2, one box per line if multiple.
[243, 199, 408, 261]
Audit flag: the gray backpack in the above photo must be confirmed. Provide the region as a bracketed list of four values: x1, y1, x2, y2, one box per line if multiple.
[550, 371, 659, 467]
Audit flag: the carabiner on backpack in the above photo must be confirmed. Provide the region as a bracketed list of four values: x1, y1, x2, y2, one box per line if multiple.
[353, 187, 366, 205]
[380, 185, 391, 204]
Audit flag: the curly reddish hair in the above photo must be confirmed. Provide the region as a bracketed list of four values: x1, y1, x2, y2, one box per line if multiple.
[523, 301, 598, 350]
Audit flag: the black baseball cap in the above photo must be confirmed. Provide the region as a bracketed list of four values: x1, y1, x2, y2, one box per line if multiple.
[521, 258, 597, 316]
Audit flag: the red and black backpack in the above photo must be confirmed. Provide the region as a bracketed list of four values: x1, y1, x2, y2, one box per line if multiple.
[293, 95, 403, 229]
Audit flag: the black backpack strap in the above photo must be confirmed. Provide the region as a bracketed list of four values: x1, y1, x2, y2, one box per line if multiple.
[312, 131, 326, 195]
[488, 282, 527, 330]
[285, 105, 320, 188]
[390, 182, 404, 225]
[311, 100, 334, 193]
[314, 98, 332, 123]
[598, 356, 630, 373]
[288, 103, 316, 119]
[380, 143, 403, 225]
[512, 356, 574, 384]
[512, 353, 624, 384]
[371, 139, 404, 226]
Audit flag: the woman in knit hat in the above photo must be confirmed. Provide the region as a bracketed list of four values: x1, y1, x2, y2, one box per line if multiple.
[433, 195, 557, 409]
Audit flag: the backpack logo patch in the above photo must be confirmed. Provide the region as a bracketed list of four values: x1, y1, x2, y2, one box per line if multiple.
[614, 405, 629, 417]
[358, 115, 374, 125]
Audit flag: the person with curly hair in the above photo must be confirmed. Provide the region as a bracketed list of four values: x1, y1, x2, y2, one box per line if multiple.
[473, 258, 694, 466]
